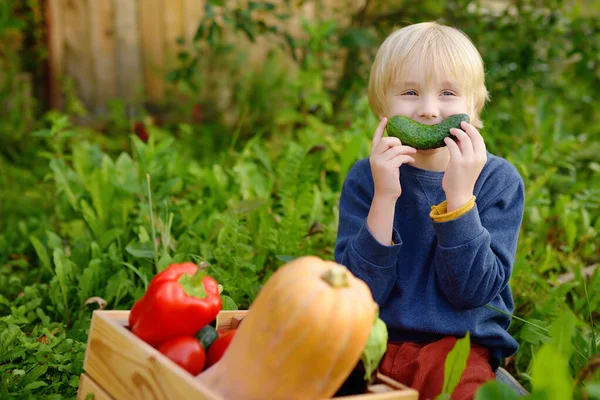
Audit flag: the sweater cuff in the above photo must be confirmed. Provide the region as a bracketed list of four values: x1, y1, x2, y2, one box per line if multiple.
[430, 196, 476, 222]
[432, 203, 484, 248]
[352, 220, 402, 267]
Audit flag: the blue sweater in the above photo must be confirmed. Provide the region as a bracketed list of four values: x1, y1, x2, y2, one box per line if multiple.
[334, 152, 524, 370]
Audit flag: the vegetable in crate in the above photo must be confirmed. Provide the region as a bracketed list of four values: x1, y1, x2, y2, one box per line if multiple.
[385, 113, 470, 149]
[128, 262, 222, 347]
[197, 256, 378, 400]
[205, 329, 237, 368]
[158, 336, 206, 375]
[334, 312, 388, 396]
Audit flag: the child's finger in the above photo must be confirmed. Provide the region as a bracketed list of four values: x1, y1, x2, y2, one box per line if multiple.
[371, 117, 388, 153]
[461, 122, 486, 156]
[389, 154, 416, 167]
[450, 128, 474, 156]
[445, 136, 462, 161]
[381, 145, 417, 161]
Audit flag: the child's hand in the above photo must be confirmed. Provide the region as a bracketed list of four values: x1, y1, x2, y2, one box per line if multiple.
[442, 121, 487, 211]
[370, 117, 417, 200]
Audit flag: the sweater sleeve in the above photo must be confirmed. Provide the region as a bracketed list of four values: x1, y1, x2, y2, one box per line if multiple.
[334, 161, 402, 305]
[431, 177, 525, 309]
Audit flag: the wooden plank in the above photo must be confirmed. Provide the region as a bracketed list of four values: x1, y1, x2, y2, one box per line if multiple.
[77, 373, 114, 400]
[215, 310, 248, 331]
[45, 0, 65, 109]
[138, 0, 165, 102]
[337, 374, 418, 400]
[63, 0, 94, 109]
[182, 0, 205, 44]
[88, 0, 117, 113]
[82, 310, 417, 400]
[164, 0, 185, 64]
[113, 0, 143, 103]
[83, 310, 221, 400]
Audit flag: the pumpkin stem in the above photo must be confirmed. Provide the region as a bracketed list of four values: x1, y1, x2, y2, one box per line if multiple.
[321, 267, 350, 288]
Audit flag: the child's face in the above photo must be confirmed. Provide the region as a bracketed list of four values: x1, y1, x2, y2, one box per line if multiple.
[384, 65, 469, 130]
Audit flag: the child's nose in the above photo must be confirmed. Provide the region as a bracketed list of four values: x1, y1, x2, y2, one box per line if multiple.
[419, 97, 439, 120]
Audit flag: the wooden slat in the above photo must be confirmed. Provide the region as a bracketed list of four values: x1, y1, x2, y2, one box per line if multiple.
[182, 0, 205, 44]
[46, 0, 65, 109]
[77, 373, 114, 400]
[63, 0, 94, 109]
[88, 0, 117, 113]
[215, 310, 248, 331]
[113, 0, 143, 102]
[83, 310, 221, 400]
[335, 374, 418, 400]
[164, 0, 185, 63]
[81, 309, 417, 400]
[138, 0, 165, 102]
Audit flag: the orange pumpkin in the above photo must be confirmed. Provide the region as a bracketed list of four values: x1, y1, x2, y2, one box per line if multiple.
[196, 256, 378, 399]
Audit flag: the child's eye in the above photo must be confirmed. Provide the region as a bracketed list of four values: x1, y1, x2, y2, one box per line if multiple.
[441, 90, 456, 96]
[402, 90, 418, 96]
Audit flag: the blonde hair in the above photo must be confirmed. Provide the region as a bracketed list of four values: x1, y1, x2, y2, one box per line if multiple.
[368, 21, 489, 128]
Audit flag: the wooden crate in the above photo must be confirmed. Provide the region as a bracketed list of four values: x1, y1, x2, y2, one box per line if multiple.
[78, 310, 418, 400]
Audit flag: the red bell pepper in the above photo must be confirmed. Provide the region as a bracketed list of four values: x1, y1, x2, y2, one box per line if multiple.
[158, 336, 206, 375]
[205, 329, 237, 368]
[129, 262, 222, 347]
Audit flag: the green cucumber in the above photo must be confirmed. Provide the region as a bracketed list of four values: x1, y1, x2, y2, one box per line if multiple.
[385, 113, 470, 150]
[195, 324, 219, 351]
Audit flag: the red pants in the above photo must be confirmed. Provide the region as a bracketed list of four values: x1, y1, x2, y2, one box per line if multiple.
[380, 337, 496, 400]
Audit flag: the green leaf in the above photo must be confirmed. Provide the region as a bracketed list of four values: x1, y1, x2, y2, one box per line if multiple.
[49, 159, 78, 211]
[20, 364, 49, 388]
[474, 381, 520, 400]
[24, 381, 48, 390]
[531, 344, 573, 400]
[46, 230, 63, 251]
[221, 295, 238, 310]
[157, 253, 173, 272]
[361, 317, 388, 381]
[53, 248, 73, 324]
[520, 321, 552, 346]
[586, 383, 600, 399]
[125, 242, 155, 259]
[276, 255, 296, 262]
[549, 311, 576, 360]
[440, 332, 471, 398]
[68, 375, 80, 388]
[29, 236, 53, 276]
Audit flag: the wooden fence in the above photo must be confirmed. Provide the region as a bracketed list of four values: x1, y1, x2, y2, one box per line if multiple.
[45, 0, 509, 115]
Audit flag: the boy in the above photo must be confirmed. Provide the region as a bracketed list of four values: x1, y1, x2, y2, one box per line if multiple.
[334, 21, 524, 400]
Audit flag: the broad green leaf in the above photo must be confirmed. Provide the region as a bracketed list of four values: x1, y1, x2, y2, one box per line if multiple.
[157, 253, 173, 272]
[68, 375, 80, 388]
[125, 242, 155, 259]
[20, 364, 48, 388]
[53, 248, 73, 324]
[440, 332, 471, 398]
[549, 311, 576, 360]
[46, 230, 63, 251]
[49, 159, 78, 210]
[276, 255, 296, 262]
[531, 344, 573, 400]
[221, 295, 238, 310]
[474, 380, 520, 400]
[24, 381, 48, 390]
[80, 199, 101, 239]
[99, 228, 122, 250]
[520, 322, 552, 346]
[29, 236, 53, 276]
[361, 317, 388, 381]
[586, 383, 600, 399]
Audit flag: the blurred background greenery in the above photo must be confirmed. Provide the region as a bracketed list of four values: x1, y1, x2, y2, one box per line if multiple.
[1, 0, 599, 398]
